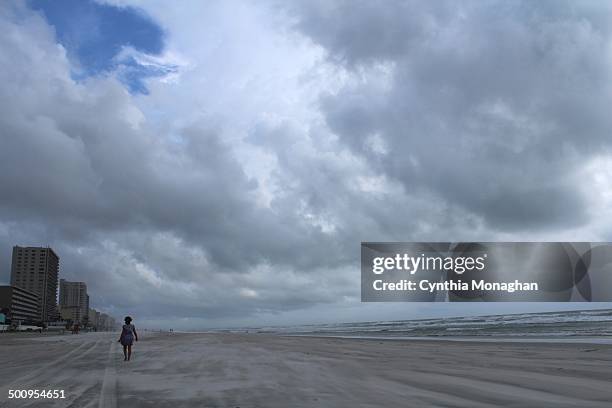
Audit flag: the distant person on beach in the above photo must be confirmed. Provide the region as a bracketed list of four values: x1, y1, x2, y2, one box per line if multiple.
[118, 316, 138, 361]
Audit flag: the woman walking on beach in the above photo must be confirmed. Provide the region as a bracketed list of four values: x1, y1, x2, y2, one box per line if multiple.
[118, 316, 138, 361]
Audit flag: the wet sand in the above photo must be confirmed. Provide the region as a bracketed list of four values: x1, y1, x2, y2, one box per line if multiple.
[1, 331, 611, 407]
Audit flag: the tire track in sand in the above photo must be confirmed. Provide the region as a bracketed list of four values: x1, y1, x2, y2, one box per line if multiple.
[0, 339, 92, 393]
[98, 341, 117, 408]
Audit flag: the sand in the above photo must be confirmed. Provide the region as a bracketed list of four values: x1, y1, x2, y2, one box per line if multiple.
[0, 331, 611, 407]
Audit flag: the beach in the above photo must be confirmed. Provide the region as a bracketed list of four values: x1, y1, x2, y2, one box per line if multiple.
[1, 332, 611, 407]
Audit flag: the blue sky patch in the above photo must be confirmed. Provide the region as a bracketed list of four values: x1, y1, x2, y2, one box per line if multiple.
[30, 0, 172, 93]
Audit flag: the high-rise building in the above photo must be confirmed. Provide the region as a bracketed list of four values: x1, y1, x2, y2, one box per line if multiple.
[59, 279, 89, 325]
[98, 313, 109, 331]
[0, 285, 40, 324]
[88, 308, 98, 329]
[97, 313, 117, 331]
[10, 246, 59, 322]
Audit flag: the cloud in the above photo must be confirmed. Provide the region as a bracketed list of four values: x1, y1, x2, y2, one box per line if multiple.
[0, 1, 366, 324]
[288, 0, 612, 230]
[1, 0, 612, 328]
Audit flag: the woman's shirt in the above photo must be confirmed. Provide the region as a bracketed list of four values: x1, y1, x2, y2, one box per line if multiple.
[122, 324, 136, 337]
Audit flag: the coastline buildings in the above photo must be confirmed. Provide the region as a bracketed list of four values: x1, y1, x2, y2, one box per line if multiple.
[10, 246, 59, 322]
[97, 313, 116, 331]
[4, 245, 116, 330]
[59, 279, 89, 325]
[85, 308, 115, 331]
[88, 308, 99, 329]
[0, 285, 39, 324]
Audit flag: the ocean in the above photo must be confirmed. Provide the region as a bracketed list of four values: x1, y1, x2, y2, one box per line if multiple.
[234, 309, 612, 340]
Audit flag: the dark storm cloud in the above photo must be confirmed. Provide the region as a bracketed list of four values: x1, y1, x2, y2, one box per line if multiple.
[288, 0, 612, 230]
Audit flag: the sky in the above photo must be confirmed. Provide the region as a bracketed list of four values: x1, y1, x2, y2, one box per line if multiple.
[1, 0, 612, 330]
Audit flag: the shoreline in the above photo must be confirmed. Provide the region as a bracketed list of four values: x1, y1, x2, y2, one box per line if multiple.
[282, 334, 612, 344]
[4, 328, 612, 344]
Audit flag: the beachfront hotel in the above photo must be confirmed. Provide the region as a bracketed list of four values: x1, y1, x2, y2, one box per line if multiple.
[97, 313, 117, 331]
[0, 285, 39, 324]
[10, 246, 59, 323]
[59, 279, 89, 325]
